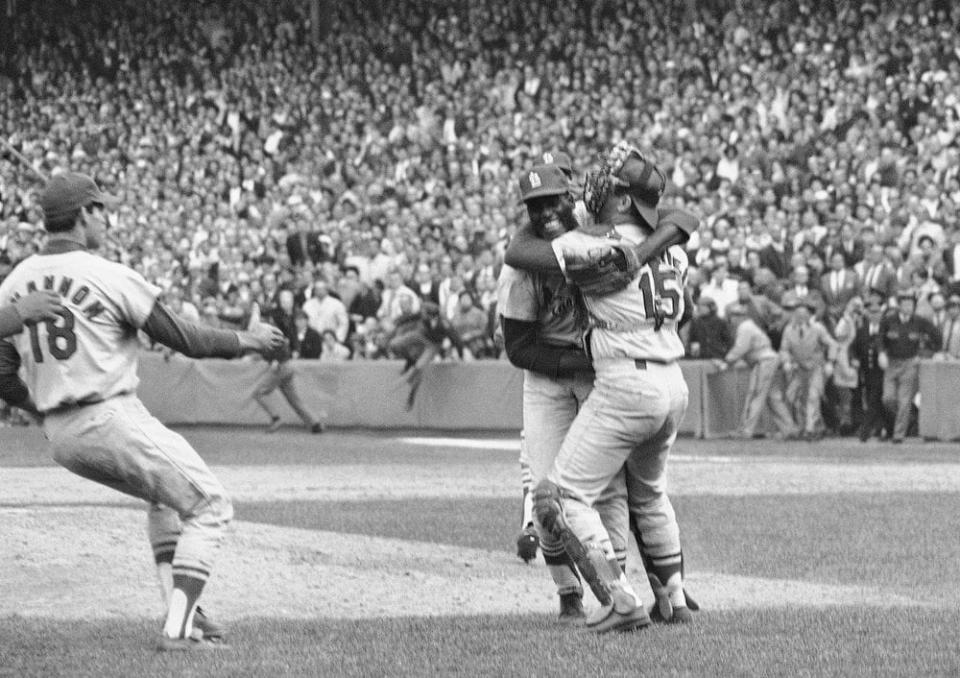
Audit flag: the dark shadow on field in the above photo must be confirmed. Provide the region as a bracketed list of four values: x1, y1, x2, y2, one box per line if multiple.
[4, 609, 960, 678]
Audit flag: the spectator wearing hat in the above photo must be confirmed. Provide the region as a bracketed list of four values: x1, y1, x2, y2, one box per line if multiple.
[716, 303, 790, 440]
[937, 295, 960, 360]
[878, 289, 941, 443]
[686, 296, 733, 359]
[783, 265, 825, 319]
[850, 290, 893, 441]
[776, 293, 839, 441]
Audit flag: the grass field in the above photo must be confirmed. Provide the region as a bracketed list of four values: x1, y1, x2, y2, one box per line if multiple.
[2, 426, 960, 677]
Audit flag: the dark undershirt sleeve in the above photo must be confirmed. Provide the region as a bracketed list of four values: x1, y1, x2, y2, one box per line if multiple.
[502, 317, 592, 379]
[0, 306, 23, 338]
[0, 341, 30, 407]
[142, 302, 242, 359]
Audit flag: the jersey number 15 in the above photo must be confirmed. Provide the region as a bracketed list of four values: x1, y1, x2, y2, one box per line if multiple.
[638, 268, 681, 321]
[27, 309, 78, 362]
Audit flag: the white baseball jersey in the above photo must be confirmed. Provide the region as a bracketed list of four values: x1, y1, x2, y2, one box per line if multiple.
[496, 264, 582, 347]
[551, 226, 687, 362]
[0, 250, 160, 412]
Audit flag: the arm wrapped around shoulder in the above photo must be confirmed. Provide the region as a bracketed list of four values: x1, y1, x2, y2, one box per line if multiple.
[564, 243, 640, 296]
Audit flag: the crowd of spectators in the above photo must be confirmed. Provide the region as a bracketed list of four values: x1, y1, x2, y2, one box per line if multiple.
[2, 0, 960, 435]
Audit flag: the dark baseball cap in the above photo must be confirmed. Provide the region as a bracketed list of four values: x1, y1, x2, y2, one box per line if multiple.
[39, 172, 118, 220]
[541, 151, 573, 175]
[518, 164, 569, 202]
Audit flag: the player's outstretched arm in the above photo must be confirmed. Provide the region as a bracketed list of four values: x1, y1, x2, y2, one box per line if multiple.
[0, 291, 64, 338]
[627, 207, 699, 268]
[142, 302, 285, 359]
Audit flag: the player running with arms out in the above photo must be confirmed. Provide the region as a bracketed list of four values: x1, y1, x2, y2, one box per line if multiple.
[498, 162, 630, 623]
[0, 172, 285, 651]
[511, 143, 698, 633]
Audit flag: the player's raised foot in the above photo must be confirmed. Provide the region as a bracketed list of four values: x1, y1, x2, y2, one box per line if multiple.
[310, 422, 325, 434]
[267, 416, 282, 433]
[516, 524, 539, 563]
[192, 606, 227, 641]
[558, 592, 585, 624]
[585, 586, 650, 634]
[157, 635, 231, 652]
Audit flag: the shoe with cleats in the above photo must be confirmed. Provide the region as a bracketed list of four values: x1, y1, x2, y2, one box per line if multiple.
[585, 586, 651, 634]
[192, 606, 227, 641]
[516, 525, 539, 563]
[649, 594, 695, 624]
[558, 592, 585, 624]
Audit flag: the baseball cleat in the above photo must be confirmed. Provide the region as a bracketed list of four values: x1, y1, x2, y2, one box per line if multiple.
[516, 525, 539, 563]
[558, 592, 585, 624]
[267, 416, 282, 433]
[157, 635, 231, 652]
[649, 604, 694, 624]
[192, 606, 227, 640]
[585, 587, 651, 634]
[310, 422, 325, 434]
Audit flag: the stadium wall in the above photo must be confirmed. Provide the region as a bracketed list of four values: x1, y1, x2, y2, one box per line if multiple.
[135, 354, 959, 440]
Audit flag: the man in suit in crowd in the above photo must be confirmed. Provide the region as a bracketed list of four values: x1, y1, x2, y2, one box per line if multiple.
[285, 209, 324, 267]
[856, 244, 897, 303]
[759, 221, 793, 281]
[820, 251, 860, 327]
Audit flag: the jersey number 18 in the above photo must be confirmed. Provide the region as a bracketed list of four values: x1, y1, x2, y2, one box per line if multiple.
[27, 308, 78, 362]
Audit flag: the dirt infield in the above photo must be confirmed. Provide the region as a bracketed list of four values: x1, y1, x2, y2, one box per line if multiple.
[3, 437, 956, 623]
[1, 504, 930, 621]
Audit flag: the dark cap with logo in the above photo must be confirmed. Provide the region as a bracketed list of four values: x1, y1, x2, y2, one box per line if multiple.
[518, 164, 569, 202]
[39, 172, 118, 221]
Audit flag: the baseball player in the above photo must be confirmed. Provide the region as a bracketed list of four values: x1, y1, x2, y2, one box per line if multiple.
[514, 143, 698, 633]
[248, 303, 324, 433]
[0, 172, 285, 651]
[514, 151, 583, 565]
[508, 153, 695, 564]
[499, 162, 629, 622]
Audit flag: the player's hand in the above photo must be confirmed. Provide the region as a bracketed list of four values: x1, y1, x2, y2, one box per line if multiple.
[712, 359, 727, 372]
[13, 291, 63, 325]
[243, 323, 286, 355]
[877, 352, 889, 370]
[823, 362, 834, 378]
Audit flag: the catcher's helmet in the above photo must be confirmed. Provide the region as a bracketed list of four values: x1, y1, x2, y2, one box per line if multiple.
[583, 142, 665, 227]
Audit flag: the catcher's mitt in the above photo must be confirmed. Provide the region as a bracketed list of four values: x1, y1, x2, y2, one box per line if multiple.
[564, 243, 641, 296]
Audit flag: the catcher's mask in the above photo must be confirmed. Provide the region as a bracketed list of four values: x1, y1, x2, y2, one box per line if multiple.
[583, 142, 665, 227]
